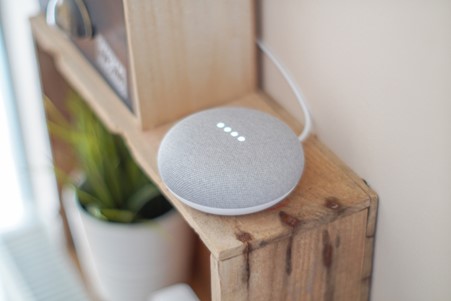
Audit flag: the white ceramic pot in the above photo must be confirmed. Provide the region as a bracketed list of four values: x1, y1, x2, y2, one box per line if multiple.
[62, 185, 194, 301]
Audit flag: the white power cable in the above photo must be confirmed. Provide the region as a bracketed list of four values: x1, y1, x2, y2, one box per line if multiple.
[257, 40, 312, 142]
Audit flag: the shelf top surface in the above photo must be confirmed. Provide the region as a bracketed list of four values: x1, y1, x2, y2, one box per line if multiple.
[31, 15, 376, 261]
[155, 104, 374, 260]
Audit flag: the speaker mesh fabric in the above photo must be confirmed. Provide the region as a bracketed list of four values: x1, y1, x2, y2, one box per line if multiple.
[158, 108, 304, 214]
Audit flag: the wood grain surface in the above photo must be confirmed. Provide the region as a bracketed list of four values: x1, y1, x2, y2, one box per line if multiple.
[211, 211, 369, 301]
[124, 0, 257, 129]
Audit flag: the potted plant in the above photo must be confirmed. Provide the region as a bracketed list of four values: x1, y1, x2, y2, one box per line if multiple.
[46, 93, 194, 301]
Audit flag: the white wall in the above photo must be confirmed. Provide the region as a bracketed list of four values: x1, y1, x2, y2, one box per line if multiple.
[261, 1, 451, 300]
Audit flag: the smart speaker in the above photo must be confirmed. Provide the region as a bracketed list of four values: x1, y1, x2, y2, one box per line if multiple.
[158, 107, 304, 215]
[158, 40, 312, 216]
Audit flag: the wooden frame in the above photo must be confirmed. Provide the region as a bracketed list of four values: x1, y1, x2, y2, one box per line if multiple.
[31, 14, 377, 301]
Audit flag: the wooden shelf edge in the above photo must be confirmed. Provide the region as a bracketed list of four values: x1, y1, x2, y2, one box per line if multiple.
[31, 14, 376, 262]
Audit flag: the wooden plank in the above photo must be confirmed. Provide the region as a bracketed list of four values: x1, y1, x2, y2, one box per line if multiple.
[308, 141, 379, 300]
[211, 210, 368, 301]
[360, 235, 375, 301]
[123, 0, 257, 129]
[31, 13, 375, 267]
[311, 141, 379, 235]
[189, 237, 212, 301]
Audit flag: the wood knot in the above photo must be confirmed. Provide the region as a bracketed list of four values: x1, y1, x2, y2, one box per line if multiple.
[325, 197, 342, 210]
[362, 178, 370, 187]
[361, 275, 372, 283]
[236, 231, 253, 243]
[259, 240, 269, 248]
[279, 211, 301, 228]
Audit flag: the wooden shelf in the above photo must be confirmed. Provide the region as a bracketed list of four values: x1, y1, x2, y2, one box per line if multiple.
[31, 15, 377, 301]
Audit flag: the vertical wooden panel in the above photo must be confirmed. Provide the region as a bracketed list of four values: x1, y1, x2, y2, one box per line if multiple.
[361, 194, 378, 301]
[124, 0, 257, 129]
[190, 236, 212, 301]
[211, 210, 368, 301]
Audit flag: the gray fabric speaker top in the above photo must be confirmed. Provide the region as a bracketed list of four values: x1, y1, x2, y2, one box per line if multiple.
[158, 107, 304, 215]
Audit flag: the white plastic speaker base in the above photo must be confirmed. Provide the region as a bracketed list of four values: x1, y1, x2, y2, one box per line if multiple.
[158, 108, 305, 216]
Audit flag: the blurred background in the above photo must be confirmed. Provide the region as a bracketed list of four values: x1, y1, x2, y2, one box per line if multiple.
[0, 0, 58, 234]
[1, 1, 451, 301]
[0, 1, 74, 299]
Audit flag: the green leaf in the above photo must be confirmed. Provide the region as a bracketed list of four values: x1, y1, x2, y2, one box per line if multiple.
[75, 188, 102, 207]
[44, 95, 72, 129]
[46, 121, 86, 144]
[86, 205, 108, 221]
[126, 184, 161, 214]
[99, 208, 135, 223]
[53, 165, 74, 187]
[46, 91, 162, 223]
